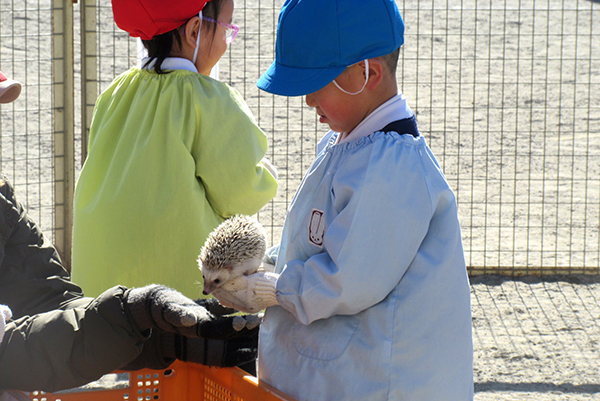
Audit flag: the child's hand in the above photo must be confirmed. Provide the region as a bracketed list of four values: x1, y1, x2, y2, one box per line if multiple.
[220, 276, 250, 292]
[213, 272, 279, 313]
[260, 157, 278, 180]
[213, 287, 251, 311]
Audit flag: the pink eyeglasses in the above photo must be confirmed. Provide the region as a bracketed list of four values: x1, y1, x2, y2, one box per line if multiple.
[202, 16, 239, 44]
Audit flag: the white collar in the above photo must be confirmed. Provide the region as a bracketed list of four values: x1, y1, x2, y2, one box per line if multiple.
[139, 57, 198, 73]
[336, 92, 413, 145]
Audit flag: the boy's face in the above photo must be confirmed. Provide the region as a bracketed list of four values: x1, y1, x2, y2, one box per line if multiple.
[305, 63, 370, 134]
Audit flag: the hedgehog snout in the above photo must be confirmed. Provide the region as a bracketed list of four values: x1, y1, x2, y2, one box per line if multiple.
[203, 282, 214, 296]
[203, 277, 223, 296]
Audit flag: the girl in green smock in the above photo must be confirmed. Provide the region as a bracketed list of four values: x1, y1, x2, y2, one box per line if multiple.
[72, 0, 278, 298]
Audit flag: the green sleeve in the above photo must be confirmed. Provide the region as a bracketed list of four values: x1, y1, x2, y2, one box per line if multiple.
[193, 83, 278, 218]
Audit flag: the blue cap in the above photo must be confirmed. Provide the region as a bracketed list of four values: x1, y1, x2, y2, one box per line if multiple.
[257, 0, 404, 97]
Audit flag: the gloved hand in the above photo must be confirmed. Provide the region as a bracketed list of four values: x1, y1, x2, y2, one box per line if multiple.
[0, 304, 12, 344]
[163, 329, 259, 368]
[193, 297, 261, 331]
[213, 272, 279, 313]
[119, 327, 259, 371]
[125, 285, 258, 339]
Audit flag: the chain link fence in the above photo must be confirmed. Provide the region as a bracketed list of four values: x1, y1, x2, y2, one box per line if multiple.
[0, 0, 599, 275]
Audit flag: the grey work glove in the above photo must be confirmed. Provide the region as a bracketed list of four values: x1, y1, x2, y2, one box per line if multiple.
[125, 285, 259, 340]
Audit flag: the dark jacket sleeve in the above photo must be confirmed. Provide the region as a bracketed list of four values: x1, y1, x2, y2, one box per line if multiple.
[0, 177, 81, 318]
[0, 287, 148, 392]
[0, 177, 171, 391]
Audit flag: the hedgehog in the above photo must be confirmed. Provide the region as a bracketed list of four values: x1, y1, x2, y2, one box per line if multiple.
[199, 215, 268, 296]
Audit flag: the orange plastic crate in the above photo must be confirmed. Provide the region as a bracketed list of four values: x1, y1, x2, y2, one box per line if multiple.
[27, 361, 296, 401]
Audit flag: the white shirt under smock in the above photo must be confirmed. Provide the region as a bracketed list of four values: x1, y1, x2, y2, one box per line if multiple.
[259, 94, 474, 401]
[138, 56, 197, 73]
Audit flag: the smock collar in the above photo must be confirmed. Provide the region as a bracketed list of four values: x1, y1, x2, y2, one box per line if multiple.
[139, 57, 198, 73]
[336, 92, 413, 145]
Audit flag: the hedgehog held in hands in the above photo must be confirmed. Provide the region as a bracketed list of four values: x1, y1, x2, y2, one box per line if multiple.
[199, 215, 268, 296]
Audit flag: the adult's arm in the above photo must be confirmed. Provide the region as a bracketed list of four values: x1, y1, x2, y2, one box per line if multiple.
[0, 287, 146, 392]
[0, 176, 82, 318]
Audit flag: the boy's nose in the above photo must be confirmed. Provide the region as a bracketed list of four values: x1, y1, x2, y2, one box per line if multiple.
[305, 93, 316, 108]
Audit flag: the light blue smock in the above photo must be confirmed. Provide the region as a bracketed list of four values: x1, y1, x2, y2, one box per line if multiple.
[259, 94, 474, 401]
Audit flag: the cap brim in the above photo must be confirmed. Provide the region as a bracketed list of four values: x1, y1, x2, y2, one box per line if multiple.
[257, 60, 346, 97]
[0, 79, 21, 104]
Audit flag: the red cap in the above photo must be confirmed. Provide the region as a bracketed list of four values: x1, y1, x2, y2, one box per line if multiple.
[0, 71, 22, 104]
[111, 0, 211, 40]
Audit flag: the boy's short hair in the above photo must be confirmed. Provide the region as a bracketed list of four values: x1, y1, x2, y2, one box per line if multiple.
[257, 0, 404, 97]
[379, 48, 401, 77]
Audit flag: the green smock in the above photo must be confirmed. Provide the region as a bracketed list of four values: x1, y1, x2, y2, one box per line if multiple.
[72, 67, 277, 298]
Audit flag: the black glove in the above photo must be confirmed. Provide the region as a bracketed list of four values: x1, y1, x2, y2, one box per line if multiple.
[120, 328, 258, 371]
[194, 297, 238, 316]
[162, 329, 259, 368]
[125, 285, 259, 340]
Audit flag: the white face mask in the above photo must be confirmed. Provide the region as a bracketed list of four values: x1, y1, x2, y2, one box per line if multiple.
[333, 59, 370, 95]
[192, 11, 203, 65]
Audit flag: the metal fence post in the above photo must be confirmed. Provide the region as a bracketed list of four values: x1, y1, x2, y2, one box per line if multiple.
[80, 0, 97, 162]
[52, 0, 75, 271]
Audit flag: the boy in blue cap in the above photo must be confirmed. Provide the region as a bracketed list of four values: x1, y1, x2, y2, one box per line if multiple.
[213, 0, 474, 399]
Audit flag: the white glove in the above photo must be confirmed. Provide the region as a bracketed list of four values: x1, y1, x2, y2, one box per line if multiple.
[213, 272, 279, 313]
[0, 304, 12, 344]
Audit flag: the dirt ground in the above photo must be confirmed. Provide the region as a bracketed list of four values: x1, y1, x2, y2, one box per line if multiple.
[471, 274, 600, 400]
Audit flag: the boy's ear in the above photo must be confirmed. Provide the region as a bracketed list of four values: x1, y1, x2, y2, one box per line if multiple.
[363, 58, 385, 90]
